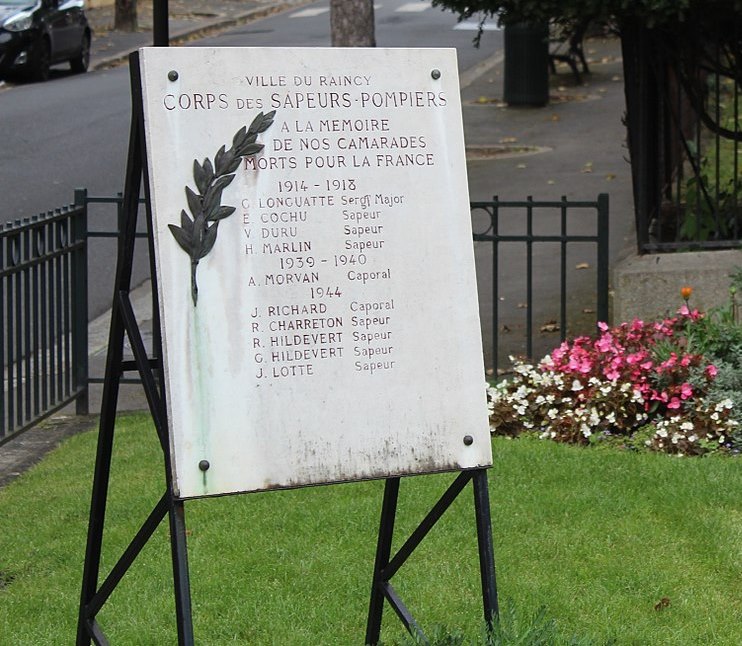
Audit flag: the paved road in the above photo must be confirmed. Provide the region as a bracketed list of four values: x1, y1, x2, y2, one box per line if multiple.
[0, 0, 502, 319]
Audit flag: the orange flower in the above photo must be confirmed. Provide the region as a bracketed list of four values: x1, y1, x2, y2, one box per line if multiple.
[681, 286, 693, 301]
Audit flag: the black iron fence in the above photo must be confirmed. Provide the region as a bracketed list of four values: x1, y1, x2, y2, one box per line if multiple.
[1, 192, 610, 440]
[471, 195, 609, 372]
[0, 191, 88, 444]
[622, 19, 742, 252]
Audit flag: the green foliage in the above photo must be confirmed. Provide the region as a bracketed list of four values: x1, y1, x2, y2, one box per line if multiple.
[432, 0, 742, 29]
[681, 280, 742, 450]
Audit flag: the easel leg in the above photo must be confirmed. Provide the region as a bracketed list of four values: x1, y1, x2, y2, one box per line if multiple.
[75, 319, 124, 645]
[76, 70, 144, 643]
[365, 477, 400, 645]
[169, 498, 195, 645]
[472, 469, 499, 629]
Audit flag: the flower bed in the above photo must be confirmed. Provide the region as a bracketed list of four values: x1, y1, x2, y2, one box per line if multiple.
[488, 288, 742, 456]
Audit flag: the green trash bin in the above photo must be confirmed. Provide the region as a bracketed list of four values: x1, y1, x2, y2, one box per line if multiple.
[503, 23, 549, 106]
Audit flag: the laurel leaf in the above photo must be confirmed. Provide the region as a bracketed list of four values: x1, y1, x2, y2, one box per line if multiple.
[203, 175, 234, 218]
[197, 222, 219, 259]
[209, 205, 236, 221]
[180, 209, 194, 234]
[214, 145, 230, 175]
[193, 159, 208, 195]
[259, 110, 276, 132]
[224, 156, 242, 174]
[232, 125, 248, 149]
[238, 142, 264, 157]
[250, 110, 275, 134]
[185, 186, 202, 217]
[168, 224, 193, 255]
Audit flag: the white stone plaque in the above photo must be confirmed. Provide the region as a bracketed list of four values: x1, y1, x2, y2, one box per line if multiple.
[139, 47, 492, 499]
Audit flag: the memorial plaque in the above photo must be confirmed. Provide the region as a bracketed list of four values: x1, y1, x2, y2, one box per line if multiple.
[139, 47, 491, 499]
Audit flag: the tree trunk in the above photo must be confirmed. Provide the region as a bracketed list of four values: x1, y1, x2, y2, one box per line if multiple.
[114, 0, 138, 32]
[330, 0, 375, 47]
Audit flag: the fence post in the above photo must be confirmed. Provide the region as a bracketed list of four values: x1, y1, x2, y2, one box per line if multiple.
[596, 193, 610, 324]
[72, 189, 89, 416]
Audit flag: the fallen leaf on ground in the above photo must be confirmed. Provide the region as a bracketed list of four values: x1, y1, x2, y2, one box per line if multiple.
[575, 262, 590, 269]
[540, 321, 560, 333]
[517, 303, 528, 309]
[654, 597, 671, 611]
[605, 173, 617, 181]
[516, 163, 527, 169]
[582, 308, 595, 314]
[499, 136, 518, 143]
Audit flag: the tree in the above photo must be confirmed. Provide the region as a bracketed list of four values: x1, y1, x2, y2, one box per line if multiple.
[330, 0, 375, 47]
[115, 0, 138, 32]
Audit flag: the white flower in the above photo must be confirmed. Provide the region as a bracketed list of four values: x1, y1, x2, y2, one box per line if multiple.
[656, 428, 668, 438]
[547, 408, 558, 420]
[571, 379, 584, 392]
[680, 421, 694, 431]
[688, 434, 697, 442]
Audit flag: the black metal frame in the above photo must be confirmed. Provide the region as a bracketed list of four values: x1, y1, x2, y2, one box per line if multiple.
[366, 470, 498, 645]
[77, 52, 195, 646]
[470, 195, 609, 371]
[0, 192, 88, 444]
[77, 51, 499, 645]
[622, 19, 742, 252]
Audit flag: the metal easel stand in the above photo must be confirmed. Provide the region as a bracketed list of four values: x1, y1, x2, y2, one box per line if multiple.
[365, 468, 499, 645]
[76, 51, 196, 645]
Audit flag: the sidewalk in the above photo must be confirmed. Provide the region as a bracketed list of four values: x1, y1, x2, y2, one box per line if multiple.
[87, 0, 313, 70]
[0, 6, 635, 485]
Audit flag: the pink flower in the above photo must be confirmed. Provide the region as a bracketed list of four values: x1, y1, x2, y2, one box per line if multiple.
[706, 364, 718, 378]
[680, 383, 693, 399]
[667, 397, 681, 409]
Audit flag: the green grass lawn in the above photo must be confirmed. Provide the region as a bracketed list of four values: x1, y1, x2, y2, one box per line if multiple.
[0, 413, 740, 644]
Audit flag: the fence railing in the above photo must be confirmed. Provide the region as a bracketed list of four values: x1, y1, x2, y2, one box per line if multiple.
[1, 191, 610, 441]
[623, 20, 742, 252]
[471, 195, 609, 372]
[0, 191, 88, 444]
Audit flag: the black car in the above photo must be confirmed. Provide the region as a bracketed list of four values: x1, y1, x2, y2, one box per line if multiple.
[0, 0, 91, 82]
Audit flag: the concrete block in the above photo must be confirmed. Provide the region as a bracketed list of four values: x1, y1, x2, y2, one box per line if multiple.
[612, 249, 742, 323]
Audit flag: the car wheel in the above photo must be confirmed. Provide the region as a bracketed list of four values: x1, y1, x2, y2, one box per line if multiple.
[70, 32, 90, 74]
[33, 39, 51, 82]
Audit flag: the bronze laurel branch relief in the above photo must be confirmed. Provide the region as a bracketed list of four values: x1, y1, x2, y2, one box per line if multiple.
[168, 110, 276, 306]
